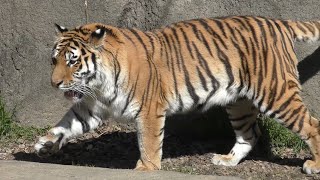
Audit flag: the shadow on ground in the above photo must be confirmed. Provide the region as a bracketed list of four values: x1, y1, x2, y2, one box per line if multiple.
[13, 129, 307, 170]
[298, 46, 320, 84]
[13, 130, 235, 169]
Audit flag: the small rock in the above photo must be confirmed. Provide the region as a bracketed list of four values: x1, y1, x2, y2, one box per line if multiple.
[19, 144, 26, 149]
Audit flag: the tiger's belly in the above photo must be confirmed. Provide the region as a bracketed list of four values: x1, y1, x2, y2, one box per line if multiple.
[166, 85, 240, 116]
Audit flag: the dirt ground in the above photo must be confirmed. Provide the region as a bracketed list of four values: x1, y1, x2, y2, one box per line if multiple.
[0, 123, 319, 180]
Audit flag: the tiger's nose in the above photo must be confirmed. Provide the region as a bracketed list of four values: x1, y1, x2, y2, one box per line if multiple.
[51, 80, 63, 88]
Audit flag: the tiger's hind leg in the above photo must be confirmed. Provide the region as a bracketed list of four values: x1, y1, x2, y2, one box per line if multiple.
[261, 88, 320, 174]
[212, 98, 261, 166]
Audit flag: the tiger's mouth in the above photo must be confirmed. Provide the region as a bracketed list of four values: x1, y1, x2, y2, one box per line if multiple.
[64, 90, 84, 101]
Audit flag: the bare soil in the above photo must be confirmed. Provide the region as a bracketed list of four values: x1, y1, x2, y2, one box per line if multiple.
[0, 123, 319, 180]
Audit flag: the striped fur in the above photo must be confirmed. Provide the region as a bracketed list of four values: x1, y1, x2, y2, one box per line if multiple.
[35, 16, 320, 174]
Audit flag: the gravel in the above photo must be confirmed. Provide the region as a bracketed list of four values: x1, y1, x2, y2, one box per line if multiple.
[0, 123, 319, 180]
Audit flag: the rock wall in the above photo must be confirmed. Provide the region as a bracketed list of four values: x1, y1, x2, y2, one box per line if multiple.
[0, 0, 319, 128]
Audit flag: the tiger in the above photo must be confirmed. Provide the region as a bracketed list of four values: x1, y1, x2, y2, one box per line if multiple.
[34, 16, 320, 174]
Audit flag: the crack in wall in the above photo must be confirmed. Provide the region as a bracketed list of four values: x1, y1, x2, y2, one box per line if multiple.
[84, 0, 88, 24]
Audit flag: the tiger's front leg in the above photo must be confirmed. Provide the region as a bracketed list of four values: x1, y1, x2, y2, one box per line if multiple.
[134, 111, 166, 170]
[34, 104, 102, 157]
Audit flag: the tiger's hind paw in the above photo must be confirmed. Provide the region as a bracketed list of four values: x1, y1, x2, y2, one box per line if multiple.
[303, 160, 320, 174]
[211, 153, 240, 166]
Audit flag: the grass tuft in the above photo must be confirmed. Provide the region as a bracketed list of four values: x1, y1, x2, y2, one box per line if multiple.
[0, 97, 49, 142]
[258, 117, 307, 154]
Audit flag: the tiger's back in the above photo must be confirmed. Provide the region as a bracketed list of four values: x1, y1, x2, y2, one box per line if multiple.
[119, 16, 318, 115]
[35, 16, 320, 174]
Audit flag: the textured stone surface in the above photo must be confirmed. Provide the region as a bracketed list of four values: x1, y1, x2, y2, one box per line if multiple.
[0, 160, 241, 180]
[0, 0, 319, 128]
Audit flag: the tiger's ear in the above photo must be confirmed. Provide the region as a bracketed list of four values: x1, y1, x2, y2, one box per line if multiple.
[54, 23, 68, 34]
[90, 27, 106, 47]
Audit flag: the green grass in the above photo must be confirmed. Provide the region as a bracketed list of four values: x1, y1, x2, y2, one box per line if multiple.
[0, 97, 48, 143]
[258, 117, 307, 154]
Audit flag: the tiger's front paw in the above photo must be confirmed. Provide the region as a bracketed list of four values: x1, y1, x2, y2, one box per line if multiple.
[34, 131, 64, 157]
[303, 160, 320, 174]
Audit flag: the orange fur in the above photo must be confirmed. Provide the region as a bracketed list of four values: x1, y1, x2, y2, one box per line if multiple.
[47, 16, 320, 173]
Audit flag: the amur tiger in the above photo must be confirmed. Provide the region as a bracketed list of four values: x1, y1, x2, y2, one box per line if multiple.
[34, 16, 320, 174]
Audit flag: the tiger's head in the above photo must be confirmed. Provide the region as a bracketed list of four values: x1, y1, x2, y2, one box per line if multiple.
[51, 23, 126, 103]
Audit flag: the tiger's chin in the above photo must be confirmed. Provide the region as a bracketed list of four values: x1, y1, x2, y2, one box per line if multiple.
[64, 90, 84, 103]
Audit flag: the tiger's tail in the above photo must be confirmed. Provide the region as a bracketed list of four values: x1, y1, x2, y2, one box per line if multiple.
[287, 20, 320, 42]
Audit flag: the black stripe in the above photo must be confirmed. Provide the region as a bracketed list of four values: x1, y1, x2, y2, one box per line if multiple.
[69, 46, 77, 50]
[192, 43, 220, 90]
[121, 85, 135, 115]
[144, 57, 153, 105]
[211, 40, 234, 88]
[248, 38, 258, 77]
[128, 29, 148, 55]
[72, 40, 79, 47]
[161, 31, 181, 109]
[125, 75, 140, 114]
[162, 30, 174, 62]
[134, 91, 146, 120]
[159, 33, 171, 69]
[178, 94, 184, 111]
[232, 120, 248, 131]
[238, 69, 244, 93]
[120, 29, 135, 44]
[169, 28, 182, 71]
[179, 27, 195, 59]
[81, 48, 86, 55]
[285, 105, 304, 123]
[264, 49, 279, 113]
[296, 108, 307, 133]
[213, 19, 227, 37]
[232, 17, 250, 31]
[286, 115, 300, 130]
[129, 29, 154, 107]
[84, 56, 89, 69]
[192, 23, 214, 57]
[170, 28, 199, 105]
[245, 17, 260, 50]
[273, 21, 295, 63]
[72, 109, 90, 133]
[145, 32, 155, 58]
[296, 22, 307, 34]
[234, 27, 249, 54]
[196, 66, 208, 91]
[257, 88, 266, 110]
[185, 22, 202, 41]
[230, 113, 254, 121]
[271, 91, 299, 116]
[198, 19, 227, 49]
[88, 109, 94, 117]
[112, 52, 120, 88]
[91, 53, 97, 71]
[225, 22, 238, 40]
[255, 18, 269, 76]
[243, 124, 254, 135]
[156, 115, 165, 118]
[266, 19, 277, 43]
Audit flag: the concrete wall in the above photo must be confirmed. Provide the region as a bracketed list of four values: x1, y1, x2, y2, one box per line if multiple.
[0, 0, 319, 128]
